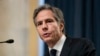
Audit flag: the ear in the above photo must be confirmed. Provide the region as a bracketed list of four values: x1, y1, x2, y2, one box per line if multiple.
[60, 22, 64, 32]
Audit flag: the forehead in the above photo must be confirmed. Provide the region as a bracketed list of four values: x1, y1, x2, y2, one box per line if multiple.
[35, 10, 55, 21]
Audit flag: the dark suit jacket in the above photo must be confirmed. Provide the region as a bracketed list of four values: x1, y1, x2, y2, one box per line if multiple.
[44, 37, 96, 56]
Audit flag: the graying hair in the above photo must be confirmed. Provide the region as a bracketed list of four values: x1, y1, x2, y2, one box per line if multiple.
[33, 4, 65, 34]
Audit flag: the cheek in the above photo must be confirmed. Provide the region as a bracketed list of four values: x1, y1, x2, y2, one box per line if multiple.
[50, 26, 61, 41]
[49, 24, 60, 33]
[37, 28, 42, 35]
[37, 29, 43, 39]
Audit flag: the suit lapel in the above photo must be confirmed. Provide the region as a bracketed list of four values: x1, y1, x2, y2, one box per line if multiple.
[60, 37, 72, 56]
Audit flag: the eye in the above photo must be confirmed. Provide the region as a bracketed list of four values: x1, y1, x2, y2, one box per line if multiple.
[46, 19, 54, 23]
[37, 21, 42, 26]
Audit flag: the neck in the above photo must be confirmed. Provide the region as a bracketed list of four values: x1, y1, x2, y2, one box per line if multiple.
[47, 41, 57, 48]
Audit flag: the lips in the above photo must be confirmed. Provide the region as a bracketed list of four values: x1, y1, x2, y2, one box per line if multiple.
[43, 33, 51, 37]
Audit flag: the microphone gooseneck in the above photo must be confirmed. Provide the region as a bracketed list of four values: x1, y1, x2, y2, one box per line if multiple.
[0, 39, 14, 44]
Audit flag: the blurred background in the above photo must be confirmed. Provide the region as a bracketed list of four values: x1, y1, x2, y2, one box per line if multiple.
[0, 0, 100, 56]
[0, 0, 39, 56]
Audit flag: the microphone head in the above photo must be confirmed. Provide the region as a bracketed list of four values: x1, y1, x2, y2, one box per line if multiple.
[5, 39, 14, 43]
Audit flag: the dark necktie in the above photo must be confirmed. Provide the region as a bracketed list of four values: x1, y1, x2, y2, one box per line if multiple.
[50, 49, 57, 56]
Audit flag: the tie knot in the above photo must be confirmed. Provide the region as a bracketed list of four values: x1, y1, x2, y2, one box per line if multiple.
[50, 49, 57, 56]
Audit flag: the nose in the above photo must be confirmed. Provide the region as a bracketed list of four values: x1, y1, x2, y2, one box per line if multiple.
[42, 22, 48, 31]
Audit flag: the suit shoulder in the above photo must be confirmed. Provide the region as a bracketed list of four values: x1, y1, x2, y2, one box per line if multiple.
[63, 37, 96, 56]
[69, 37, 92, 43]
[67, 37, 95, 47]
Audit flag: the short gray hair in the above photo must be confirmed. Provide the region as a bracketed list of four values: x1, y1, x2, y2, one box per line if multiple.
[33, 4, 65, 34]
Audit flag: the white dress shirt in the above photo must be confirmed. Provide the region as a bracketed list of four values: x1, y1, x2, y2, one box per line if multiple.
[49, 34, 66, 56]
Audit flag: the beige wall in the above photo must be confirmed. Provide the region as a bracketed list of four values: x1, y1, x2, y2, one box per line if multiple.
[0, 0, 39, 56]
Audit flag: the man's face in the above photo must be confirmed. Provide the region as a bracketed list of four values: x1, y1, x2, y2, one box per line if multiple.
[35, 10, 64, 43]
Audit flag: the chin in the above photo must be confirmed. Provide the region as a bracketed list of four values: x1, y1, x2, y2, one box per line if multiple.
[44, 38, 52, 43]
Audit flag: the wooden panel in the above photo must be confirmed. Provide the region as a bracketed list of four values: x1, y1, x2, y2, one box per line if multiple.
[28, 0, 39, 56]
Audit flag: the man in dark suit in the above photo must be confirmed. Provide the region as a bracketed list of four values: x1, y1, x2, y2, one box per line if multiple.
[33, 4, 96, 56]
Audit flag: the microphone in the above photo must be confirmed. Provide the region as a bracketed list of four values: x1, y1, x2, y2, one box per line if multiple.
[0, 39, 14, 44]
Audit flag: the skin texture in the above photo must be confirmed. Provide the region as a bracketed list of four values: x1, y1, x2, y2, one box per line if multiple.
[35, 9, 64, 48]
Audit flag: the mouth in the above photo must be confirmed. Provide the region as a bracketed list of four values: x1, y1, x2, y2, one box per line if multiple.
[43, 33, 51, 37]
